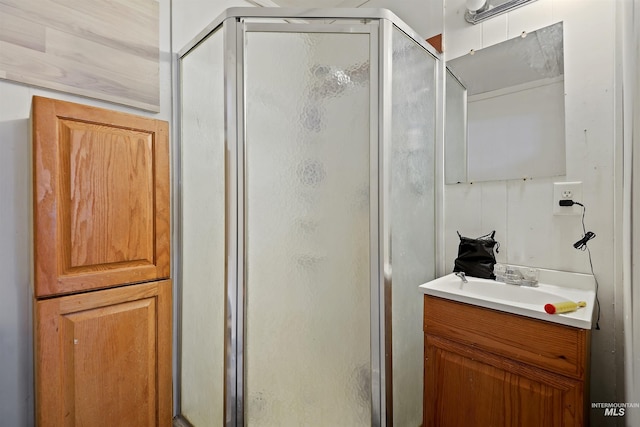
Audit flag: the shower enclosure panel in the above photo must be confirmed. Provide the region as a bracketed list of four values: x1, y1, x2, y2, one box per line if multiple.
[178, 8, 439, 427]
[243, 24, 376, 427]
[386, 23, 437, 427]
[180, 27, 226, 426]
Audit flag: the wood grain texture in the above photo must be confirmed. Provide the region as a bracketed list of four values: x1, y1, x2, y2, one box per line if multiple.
[0, 0, 159, 111]
[423, 296, 589, 379]
[423, 296, 590, 427]
[35, 280, 172, 427]
[424, 335, 583, 427]
[426, 34, 442, 53]
[59, 119, 155, 268]
[33, 96, 170, 297]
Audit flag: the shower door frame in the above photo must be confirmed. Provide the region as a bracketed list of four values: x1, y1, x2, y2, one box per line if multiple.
[230, 19, 382, 427]
[177, 8, 442, 427]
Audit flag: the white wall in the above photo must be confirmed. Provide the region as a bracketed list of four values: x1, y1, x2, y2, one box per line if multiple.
[360, 0, 443, 39]
[0, 1, 172, 425]
[443, 0, 620, 424]
[0, 91, 31, 427]
[172, 0, 255, 52]
[623, 0, 640, 425]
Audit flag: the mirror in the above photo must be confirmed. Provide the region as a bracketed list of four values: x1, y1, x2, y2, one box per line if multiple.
[445, 22, 565, 183]
[445, 69, 468, 184]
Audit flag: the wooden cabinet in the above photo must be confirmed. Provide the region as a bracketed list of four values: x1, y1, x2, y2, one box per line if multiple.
[32, 96, 170, 298]
[35, 280, 172, 426]
[423, 296, 590, 427]
[32, 96, 172, 426]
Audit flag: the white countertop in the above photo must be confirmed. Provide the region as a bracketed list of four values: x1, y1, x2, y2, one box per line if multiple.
[419, 269, 596, 329]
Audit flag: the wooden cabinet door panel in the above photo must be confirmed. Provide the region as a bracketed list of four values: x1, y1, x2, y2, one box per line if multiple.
[424, 334, 583, 427]
[35, 280, 172, 427]
[424, 296, 588, 380]
[32, 96, 170, 297]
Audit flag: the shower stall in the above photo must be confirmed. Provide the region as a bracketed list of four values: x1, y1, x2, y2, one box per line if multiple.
[178, 8, 439, 426]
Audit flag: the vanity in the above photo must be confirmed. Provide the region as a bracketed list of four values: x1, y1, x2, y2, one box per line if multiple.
[420, 271, 595, 427]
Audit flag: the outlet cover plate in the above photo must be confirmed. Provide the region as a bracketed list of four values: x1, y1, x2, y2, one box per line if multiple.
[553, 181, 583, 215]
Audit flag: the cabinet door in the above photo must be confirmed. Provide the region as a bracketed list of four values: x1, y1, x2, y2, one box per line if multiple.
[424, 334, 583, 427]
[35, 280, 172, 427]
[32, 96, 170, 297]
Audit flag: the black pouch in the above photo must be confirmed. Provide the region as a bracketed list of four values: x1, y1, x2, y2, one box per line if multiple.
[453, 231, 500, 279]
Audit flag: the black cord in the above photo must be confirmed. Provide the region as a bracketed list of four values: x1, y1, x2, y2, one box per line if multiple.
[586, 245, 601, 330]
[572, 202, 601, 330]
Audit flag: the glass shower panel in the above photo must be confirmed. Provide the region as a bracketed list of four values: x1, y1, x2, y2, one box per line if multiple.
[180, 29, 225, 426]
[244, 29, 372, 426]
[389, 26, 437, 427]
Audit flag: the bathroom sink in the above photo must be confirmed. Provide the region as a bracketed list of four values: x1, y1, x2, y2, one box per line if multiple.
[419, 271, 596, 329]
[455, 278, 568, 305]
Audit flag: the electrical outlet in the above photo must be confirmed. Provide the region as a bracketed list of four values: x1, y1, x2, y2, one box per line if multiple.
[553, 182, 583, 215]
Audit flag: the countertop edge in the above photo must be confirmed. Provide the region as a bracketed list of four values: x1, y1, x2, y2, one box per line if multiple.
[420, 286, 594, 330]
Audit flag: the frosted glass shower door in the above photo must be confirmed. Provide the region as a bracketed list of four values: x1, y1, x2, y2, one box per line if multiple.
[243, 25, 374, 426]
[180, 29, 226, 426]
[387, 26, 437, 427]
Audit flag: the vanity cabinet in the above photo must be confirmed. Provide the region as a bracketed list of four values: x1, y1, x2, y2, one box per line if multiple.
[423, 295, 590, 427]
[32, 96, 172, 426]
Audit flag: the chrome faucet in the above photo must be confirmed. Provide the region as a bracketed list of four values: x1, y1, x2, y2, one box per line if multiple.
[505, 268, 520, 277]
[496, 265, 539, 287]
[455, 271, 468, 283]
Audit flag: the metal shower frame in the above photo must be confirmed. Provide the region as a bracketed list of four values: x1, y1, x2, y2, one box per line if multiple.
[176, 8, 442, 427]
